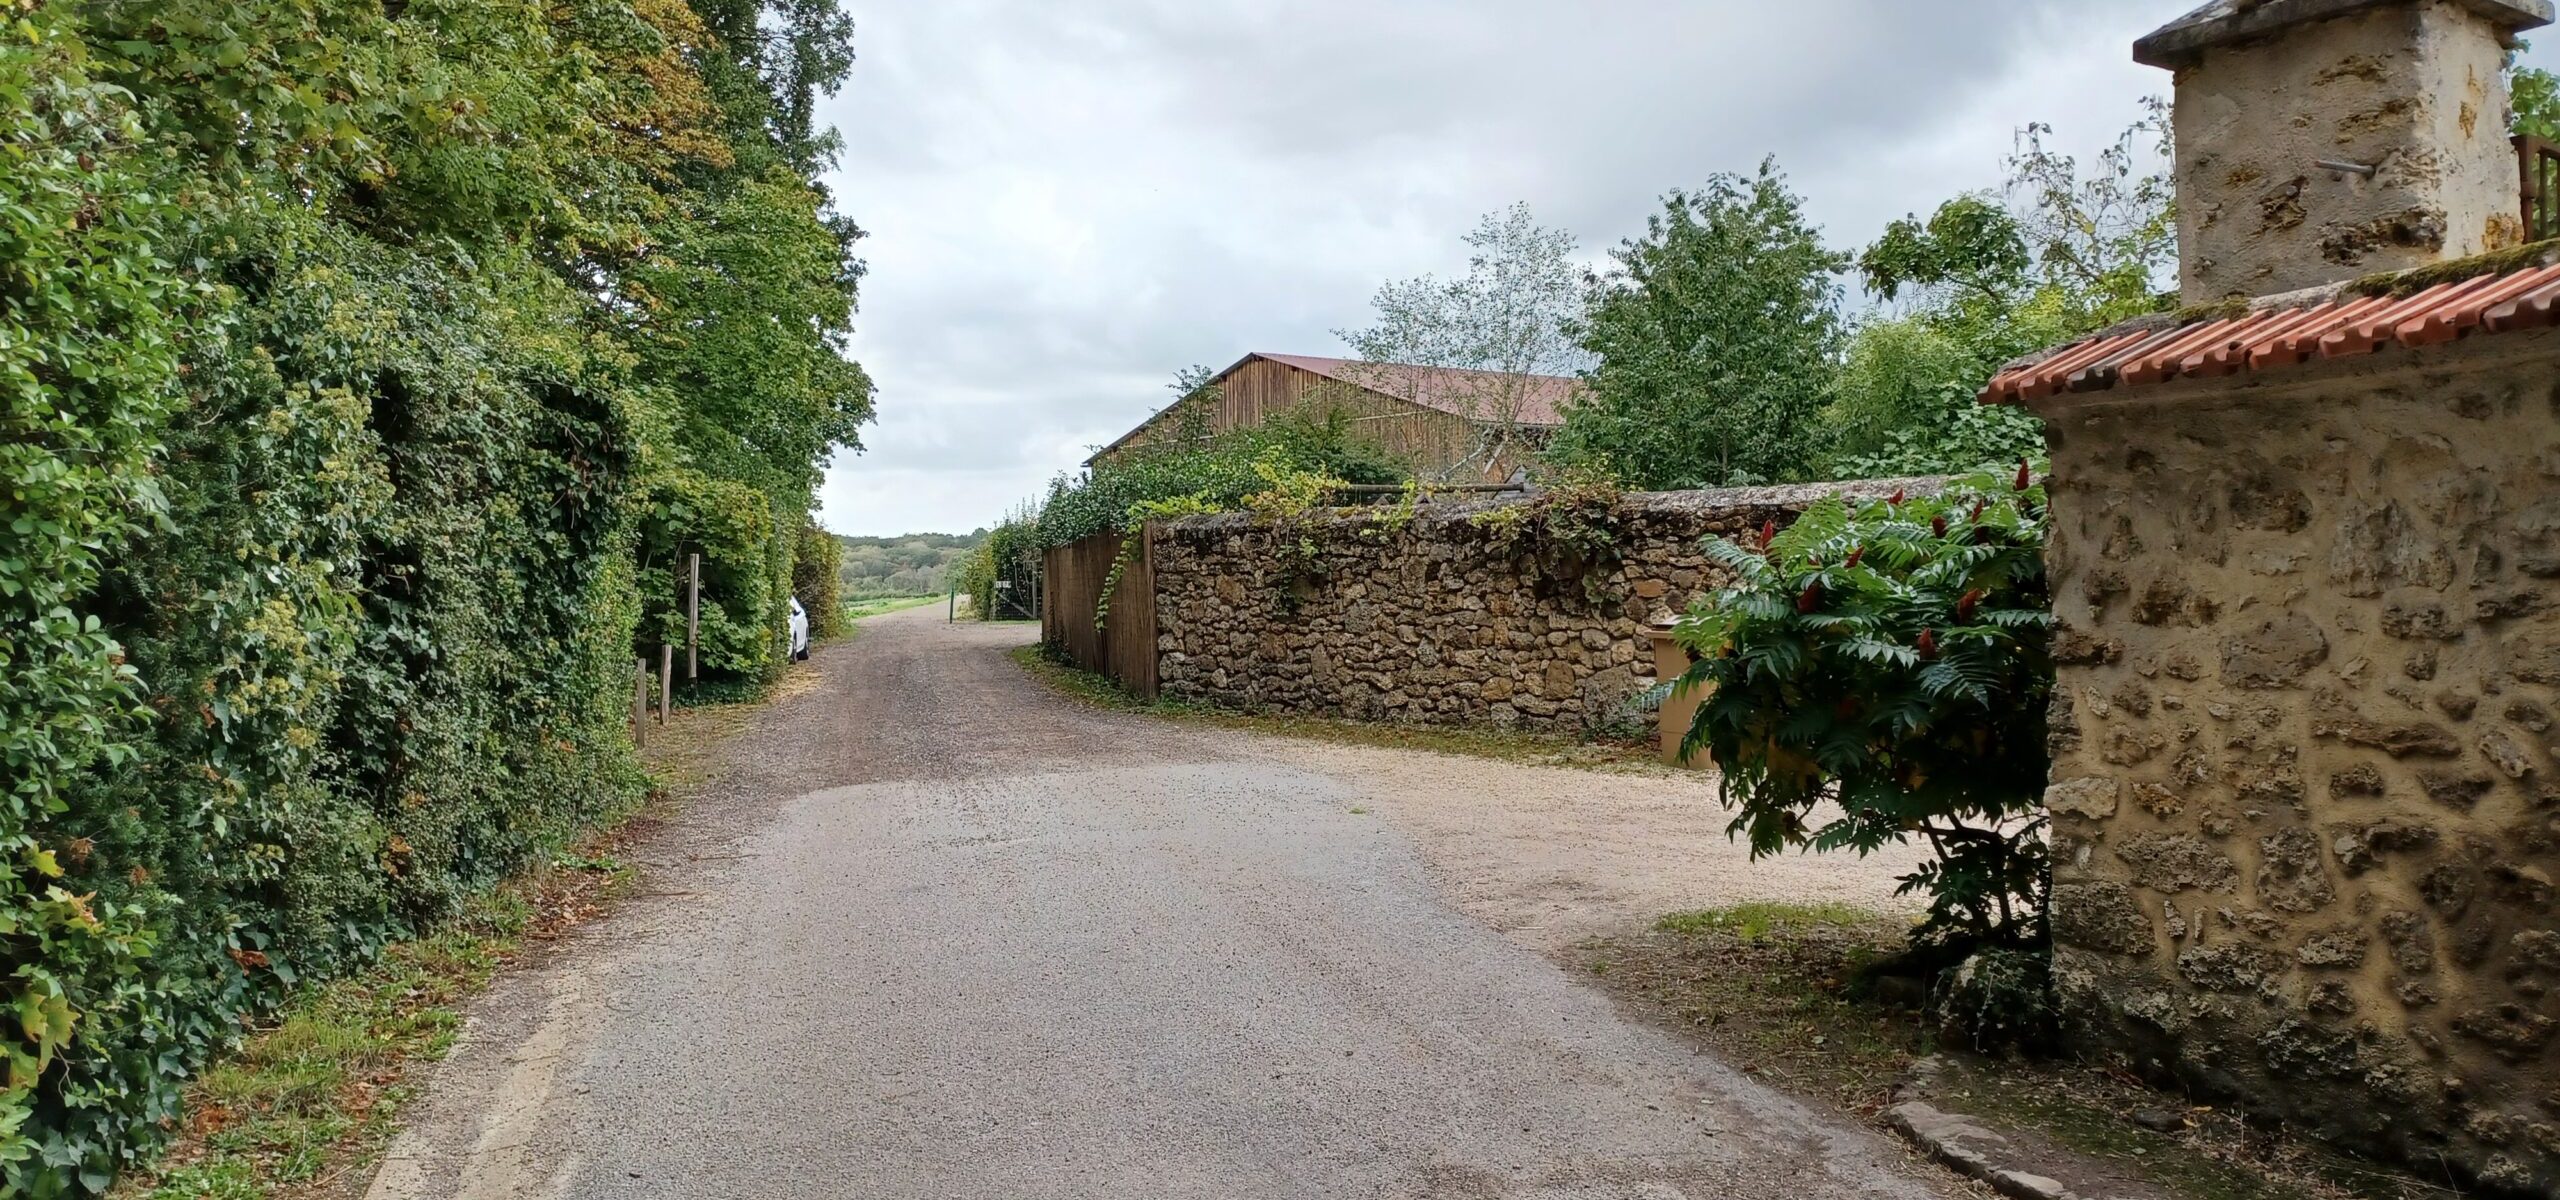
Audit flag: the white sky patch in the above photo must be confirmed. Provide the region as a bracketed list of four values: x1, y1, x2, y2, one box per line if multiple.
[814, 1, 2560, 538]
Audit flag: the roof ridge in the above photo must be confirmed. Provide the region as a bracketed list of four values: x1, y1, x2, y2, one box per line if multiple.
[1251, 351, 1582, 384]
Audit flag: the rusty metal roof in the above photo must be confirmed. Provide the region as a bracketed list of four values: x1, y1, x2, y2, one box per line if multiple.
[1979, 260, 2560, 406]
[1254, 353, 1582, 428]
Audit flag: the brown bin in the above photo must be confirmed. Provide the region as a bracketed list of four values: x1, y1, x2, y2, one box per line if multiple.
[1646, 619, 1711, 770]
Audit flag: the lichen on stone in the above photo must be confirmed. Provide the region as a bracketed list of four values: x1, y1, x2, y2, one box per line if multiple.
[2346, 238, 2560, 298]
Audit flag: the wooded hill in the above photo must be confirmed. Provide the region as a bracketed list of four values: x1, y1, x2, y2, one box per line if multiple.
[837, 532, 985, 597]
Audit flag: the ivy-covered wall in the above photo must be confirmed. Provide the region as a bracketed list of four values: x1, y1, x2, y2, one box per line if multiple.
[0, 2, 869, 1191]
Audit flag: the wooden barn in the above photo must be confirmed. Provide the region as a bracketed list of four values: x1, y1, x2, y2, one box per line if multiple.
[1087, 353, 1584, 484]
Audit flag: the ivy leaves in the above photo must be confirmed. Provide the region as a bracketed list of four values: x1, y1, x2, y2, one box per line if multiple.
[2, 1, 868, 1191]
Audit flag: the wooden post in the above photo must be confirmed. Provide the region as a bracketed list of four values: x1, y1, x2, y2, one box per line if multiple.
[659, 643, 674, 725]
[686, 552, 700, 680]
[631, 659, 648, 748]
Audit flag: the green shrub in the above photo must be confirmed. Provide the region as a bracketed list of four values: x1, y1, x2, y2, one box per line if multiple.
[1035, 406, 1406, 550]
[1673, 467, 2052, 952]
[793, 521, 845, 642]
[637, 470, 786, 682]
[0, 1, 868, 1190]
[0, 19, 188, 1183]
[961, 516, 1042, 621]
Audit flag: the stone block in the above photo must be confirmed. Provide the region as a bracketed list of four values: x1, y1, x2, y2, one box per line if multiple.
[2117, 833, 2243, 893]
[2221, 613, 2330, 688]
[2053, 882, 2155, 955]
[2045, 777, 2121, 820]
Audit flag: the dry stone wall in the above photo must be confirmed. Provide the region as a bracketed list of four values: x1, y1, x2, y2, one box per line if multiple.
[1149, 480, 1929, 731]
[2033, 328, 2560, 1196]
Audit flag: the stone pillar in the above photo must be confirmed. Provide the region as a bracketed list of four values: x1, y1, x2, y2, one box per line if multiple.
[2139, 0, 2552, 304]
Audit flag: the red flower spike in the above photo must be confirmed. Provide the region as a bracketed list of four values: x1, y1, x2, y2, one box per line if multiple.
[2014, 459, 2032, 492]
[1844, 546, 1864, 569]
[1930, 514, 1948, 538]
[1797, 582, 1822, 613]
[1759, 519, 1777, 549]
[1834, 696, 1860, 720]
[1916, 628, 1938, 660]
[1957, 588, 1983, 623]
[1969, 498, 1987, 522]
[1887, 488, 1905, 507]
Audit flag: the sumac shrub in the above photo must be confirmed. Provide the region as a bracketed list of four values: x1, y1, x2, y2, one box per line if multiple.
[1674, 467, 2053, 952]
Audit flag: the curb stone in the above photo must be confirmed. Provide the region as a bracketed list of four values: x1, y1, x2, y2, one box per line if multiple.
[1884, 1100, 2082, 1200]
[1884, 1056, 2163, 1200]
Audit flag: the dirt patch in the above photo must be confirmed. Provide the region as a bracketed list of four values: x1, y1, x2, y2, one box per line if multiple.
[1579, 909, 2481, 1200]
[1254, 739, 1927, 952]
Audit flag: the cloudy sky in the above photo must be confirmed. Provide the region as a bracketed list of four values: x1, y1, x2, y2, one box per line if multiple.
[807, 2, 2559, 537]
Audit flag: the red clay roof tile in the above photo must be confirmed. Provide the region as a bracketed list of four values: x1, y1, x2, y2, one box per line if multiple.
[1980, 253, 2560, 405]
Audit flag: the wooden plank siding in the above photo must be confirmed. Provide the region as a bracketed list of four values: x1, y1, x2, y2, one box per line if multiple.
[1095, 358, 1535, 484]
[1039, 528, 1158, 698]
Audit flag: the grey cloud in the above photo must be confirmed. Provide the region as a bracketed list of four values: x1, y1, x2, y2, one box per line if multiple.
[818, 2, 2556, 537]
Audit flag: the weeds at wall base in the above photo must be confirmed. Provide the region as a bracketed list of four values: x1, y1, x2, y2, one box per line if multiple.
[1010, 644, 1664, 772]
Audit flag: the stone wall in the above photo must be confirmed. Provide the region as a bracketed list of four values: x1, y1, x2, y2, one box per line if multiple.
[1149, 480, 1927, 731]
[2034, 327, 2560, 1195]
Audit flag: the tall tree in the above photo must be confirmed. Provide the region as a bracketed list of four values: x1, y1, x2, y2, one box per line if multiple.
[1829, 104, 2175, 478]
[1336, 203, 1589, 480]
[1551, 160, 1847, 489]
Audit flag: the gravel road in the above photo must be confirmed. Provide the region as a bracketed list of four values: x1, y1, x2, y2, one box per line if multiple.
[362, 606, 1949, 1200]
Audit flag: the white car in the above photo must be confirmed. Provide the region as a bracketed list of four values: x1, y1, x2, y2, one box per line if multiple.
[788, 598, 811, 661]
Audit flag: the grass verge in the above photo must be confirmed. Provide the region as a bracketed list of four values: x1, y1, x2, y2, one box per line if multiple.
[106, 657, 819, 1200]
[1007, 644, 1664, 772]
[115, 840, 644, 1200]
[1586, 904, 2471, 1200]
[841, 594, 942, 622]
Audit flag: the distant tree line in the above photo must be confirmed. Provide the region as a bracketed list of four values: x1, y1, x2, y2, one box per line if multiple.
[837, 532, 987, 598]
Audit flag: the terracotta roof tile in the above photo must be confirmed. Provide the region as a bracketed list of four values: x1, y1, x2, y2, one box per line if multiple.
[1980, 256, 2560, 406]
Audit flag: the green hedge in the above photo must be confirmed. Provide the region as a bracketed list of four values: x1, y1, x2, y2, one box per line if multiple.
[793, 520, 845, 642]
[0, 2, 868, 1190]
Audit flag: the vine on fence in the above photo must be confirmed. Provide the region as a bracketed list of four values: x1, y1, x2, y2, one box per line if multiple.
[1095, 495, 1222, 632]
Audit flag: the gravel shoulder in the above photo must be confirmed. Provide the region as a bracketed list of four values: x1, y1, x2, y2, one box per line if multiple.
[1238, 737, 1927, 955]
[359, 607, 1952, 1200]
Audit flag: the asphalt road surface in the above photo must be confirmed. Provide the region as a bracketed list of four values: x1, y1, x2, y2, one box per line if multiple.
[363, 606, 1951, 1200]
